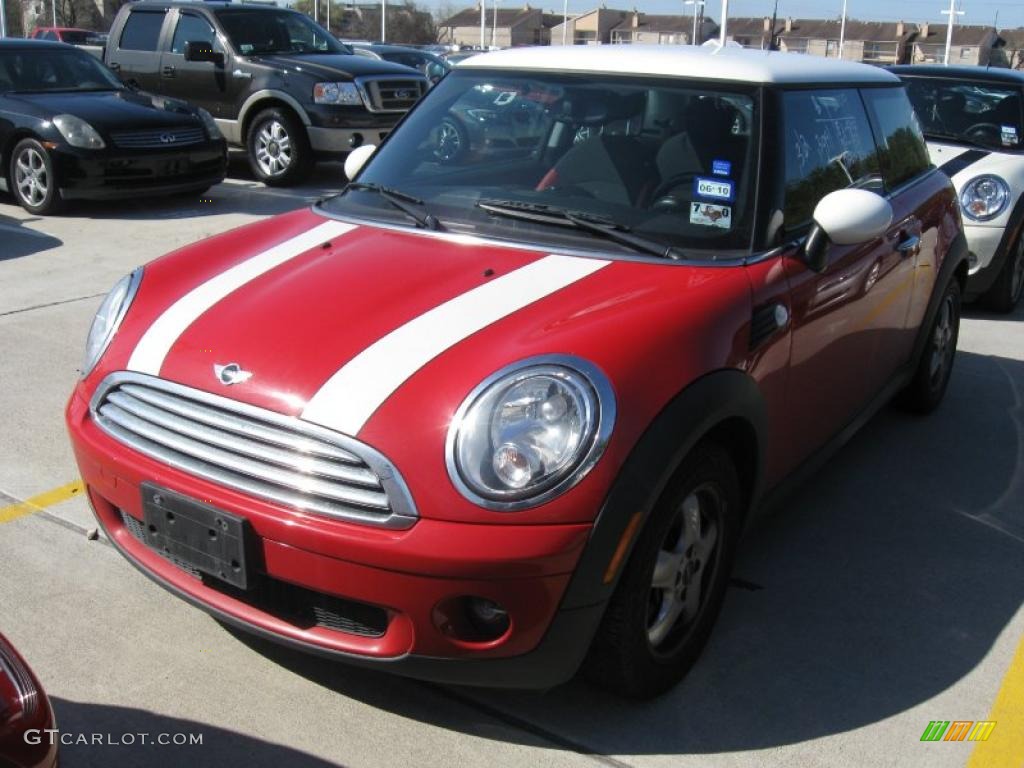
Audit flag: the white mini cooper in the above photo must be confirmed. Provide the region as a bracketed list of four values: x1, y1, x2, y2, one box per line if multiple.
[893, 65, 1024, 312]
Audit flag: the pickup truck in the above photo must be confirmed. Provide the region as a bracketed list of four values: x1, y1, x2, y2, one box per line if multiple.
[103, 1, 428, 185]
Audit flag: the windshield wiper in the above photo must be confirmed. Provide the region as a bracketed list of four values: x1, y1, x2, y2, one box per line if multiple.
[346, 182, 443, 231]
[476, 199, 681, 260]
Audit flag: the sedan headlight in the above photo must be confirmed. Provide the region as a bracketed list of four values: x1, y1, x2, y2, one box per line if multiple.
[196, 107, 222, 140]
[83, 269, 143, 376]
[313, 81, 364, 106]
[446, 356, 615, 510]
[960, 175, 1010, 222]
[52, 114, 105, 149]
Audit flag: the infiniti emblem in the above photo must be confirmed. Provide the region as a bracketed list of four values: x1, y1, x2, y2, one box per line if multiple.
[213, 363, 253, 386]
[160, 133, 176, 144]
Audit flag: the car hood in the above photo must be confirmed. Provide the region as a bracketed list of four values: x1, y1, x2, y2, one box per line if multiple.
[251, 53, 421, 80]
[6, 89, 202, 131]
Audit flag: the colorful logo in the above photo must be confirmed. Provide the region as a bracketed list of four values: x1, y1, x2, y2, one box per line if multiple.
[920, 721, 996, 742]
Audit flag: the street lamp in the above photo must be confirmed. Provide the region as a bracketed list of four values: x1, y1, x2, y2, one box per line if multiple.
[684, 0, 704, 45]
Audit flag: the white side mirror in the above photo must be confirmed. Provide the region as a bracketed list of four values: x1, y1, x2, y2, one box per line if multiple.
[344, 144, 376, 180]
[813, 188, 893, 245]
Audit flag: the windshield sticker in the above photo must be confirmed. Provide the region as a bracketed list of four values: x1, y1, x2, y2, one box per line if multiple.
[240, 44, 254, 54]
[712, 159, 732, 177]
[1002, 125, 1018, 146]
[691, 202, 732, 229]
[694, 177, 735, 202]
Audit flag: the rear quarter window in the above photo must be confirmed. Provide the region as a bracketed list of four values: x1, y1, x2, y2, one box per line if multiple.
[119, 11, 166, 52]
[861, 86, 931, 189]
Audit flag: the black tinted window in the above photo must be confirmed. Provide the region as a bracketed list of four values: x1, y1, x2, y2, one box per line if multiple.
[171, 13, 217, 54]
[120, 11, 165, 51]
[862, 87, 933, 188]
[781, 89, 882, 229]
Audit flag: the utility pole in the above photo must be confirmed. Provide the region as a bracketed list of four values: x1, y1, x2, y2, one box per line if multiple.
[941, 0, 963, 65]
[561, 0, 568, 44]
[0, 0, 6, 39]
[480, 0, 485, 47]
[838, 0, 848, 58]
[381, 0, 386, 42]
[718, 0, 728, 45]
[492, 0, 498, 47]
[684, 0, 704, 45]
[327, 0, 331, 35]
[52, 0, 57, 26]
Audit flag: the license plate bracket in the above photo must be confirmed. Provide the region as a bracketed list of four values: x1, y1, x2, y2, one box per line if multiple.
[141, 483, 255, 590]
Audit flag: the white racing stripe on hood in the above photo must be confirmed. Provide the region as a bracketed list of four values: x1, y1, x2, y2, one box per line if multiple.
[127, 221, 357, 375]
[301, 254, 611, 436]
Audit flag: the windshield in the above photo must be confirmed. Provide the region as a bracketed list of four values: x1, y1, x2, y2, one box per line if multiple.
[0, 49, 122, 93]
[903, 77, 1023, 150]
[324, 70, 760, 256]
[215, 9, 349, 55]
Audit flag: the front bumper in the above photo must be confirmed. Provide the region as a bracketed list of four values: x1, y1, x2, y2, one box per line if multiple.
[305, 105, 399, 155]
[54, 140, 227, 201]
[67, 388, 601, 688]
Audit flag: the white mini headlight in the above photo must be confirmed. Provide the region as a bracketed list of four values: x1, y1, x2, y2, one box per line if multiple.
[83, 269, 143, 376]
[52, 114, 105, 149]
[960, 175, 1010, 222]
[196, 108, 222, 139]
[313, 81, 363, 106]
[446, 357, 615, 510]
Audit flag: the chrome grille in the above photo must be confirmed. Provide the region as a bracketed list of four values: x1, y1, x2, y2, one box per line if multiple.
[110, 127, 206, 149]
[356, 76, 427, 113]
[91, 373, 417, 529]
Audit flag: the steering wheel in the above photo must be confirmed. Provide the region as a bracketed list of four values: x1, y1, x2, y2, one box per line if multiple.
[647, 172, 698, 210]
[965, 122, 1002, 142]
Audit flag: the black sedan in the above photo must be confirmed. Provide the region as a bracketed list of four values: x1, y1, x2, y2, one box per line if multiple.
[0, 39, 227, 214]
[353, 44, 450, 86]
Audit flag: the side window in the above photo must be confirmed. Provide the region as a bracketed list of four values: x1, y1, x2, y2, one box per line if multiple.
[44, 31, 58, 41]
[781, 89, 881, 230]
[119, 11, 166, 52]
[861, 87, 932, 189]
[171, 14, 217, 54]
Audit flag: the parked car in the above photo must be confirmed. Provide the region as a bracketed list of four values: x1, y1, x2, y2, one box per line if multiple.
[29, 26, 95, 44]
[0, 39, 227, 214]
[0, 633, 58, 768]
[351, 44, 450, 86]
[892, 65, 1024, 312]
[103, 2, 428, 185]
[67, 46, 967, 699]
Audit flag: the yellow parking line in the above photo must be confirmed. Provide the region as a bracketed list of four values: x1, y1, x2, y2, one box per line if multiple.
[967, 632, 1024, 768]
[0, 481, 84, 525]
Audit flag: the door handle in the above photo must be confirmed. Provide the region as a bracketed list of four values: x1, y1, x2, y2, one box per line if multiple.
[231, 69, 252, 80]
[895, 234, 921, 257]
[162, 65, 175, 77]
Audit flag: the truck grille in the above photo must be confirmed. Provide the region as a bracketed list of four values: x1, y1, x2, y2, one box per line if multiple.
[356, 76, 427, 113]
[91, 373, 417, 529]
[110, 127, 206, 149]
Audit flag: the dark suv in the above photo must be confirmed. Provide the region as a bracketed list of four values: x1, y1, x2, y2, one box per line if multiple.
[104, 2, 428, 185]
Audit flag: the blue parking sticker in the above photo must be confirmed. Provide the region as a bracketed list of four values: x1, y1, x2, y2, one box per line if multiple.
[712, 159, 732, 177]
[694, 176, 735, 202]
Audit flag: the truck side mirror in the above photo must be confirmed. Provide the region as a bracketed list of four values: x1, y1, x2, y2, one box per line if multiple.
[804, 188, 893, 272]
[184, 41, 222, 64]
[345, 144, 376, 180]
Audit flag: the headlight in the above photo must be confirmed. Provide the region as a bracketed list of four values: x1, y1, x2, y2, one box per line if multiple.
[52, 114, 105, 149]
[196, 108, 222, 140]
[446, 356, 615, 510]
[960, 175, 1010, 222]
[83, 269, 143, 376]
[313, 82, 363, 106]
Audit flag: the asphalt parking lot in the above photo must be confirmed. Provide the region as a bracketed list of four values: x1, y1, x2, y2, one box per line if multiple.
[1, 160, 1022, 768]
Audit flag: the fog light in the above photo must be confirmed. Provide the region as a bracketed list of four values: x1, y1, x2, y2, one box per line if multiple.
[467, 597, 510, 639]
[349, 133, 364, 148]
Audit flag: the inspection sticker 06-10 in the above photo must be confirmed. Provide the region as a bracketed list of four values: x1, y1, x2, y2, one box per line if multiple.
[694, 177, 735, 202]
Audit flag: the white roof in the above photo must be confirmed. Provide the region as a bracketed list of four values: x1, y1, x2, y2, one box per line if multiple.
[458, 44, 899, 85]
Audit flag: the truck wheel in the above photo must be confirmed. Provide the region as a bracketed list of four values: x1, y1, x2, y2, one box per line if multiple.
[10, 139, 63, 215]
[982, 233, 1024, 313]
[897, 277, 961, 414]
[246, 107, 312, 187]
[583, 443, 741, 699]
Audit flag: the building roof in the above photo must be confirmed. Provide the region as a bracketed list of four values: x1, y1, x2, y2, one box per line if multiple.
[914, 23, 996, 46]
[441, 6, 538, 28]
[459, 44, 899, 84]
[889, 64, 1024, 85]
[998, 27, 1024, 49]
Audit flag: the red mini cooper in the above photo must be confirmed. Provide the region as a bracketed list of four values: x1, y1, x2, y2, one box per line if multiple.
[67, 46, 967, 698]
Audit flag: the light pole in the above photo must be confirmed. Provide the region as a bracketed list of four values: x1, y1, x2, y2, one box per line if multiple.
[52, 0, 57, 26]
[480, 0, 485, 47]
[0, 0, 6, 39]
[684, 0, 704, 45]
[941, 0, 964, 65]
[492, 0, 498, 47]
[561, 0, 568, 44]
[381, 0, 387, 42]
[838, 0, 847, 58]
[718, 0, 728, 46]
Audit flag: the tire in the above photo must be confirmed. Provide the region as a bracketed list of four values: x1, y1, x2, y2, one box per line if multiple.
[433, 116, 469, 165]
[9, 138, 63, 215]
[982, 233, 1024, 313]
[246, 107, 312, 187]
[582, 443, 741, 699]
[897, 277, 961, 414]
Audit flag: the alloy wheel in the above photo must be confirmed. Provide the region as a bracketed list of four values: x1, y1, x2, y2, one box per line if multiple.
[1010, 238, 1024, 305]
[928, 293, 957, 386]
[435, 121, 462, 162]
[254, 120, 293, 177]
[14, 147, 48, 208]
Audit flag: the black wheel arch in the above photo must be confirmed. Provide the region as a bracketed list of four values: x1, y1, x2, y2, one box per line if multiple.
[560, 367, 767, 612]
[242, 99, 306, 145]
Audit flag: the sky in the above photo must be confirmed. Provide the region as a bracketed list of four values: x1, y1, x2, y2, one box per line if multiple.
[469, 0, 1024, 29]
